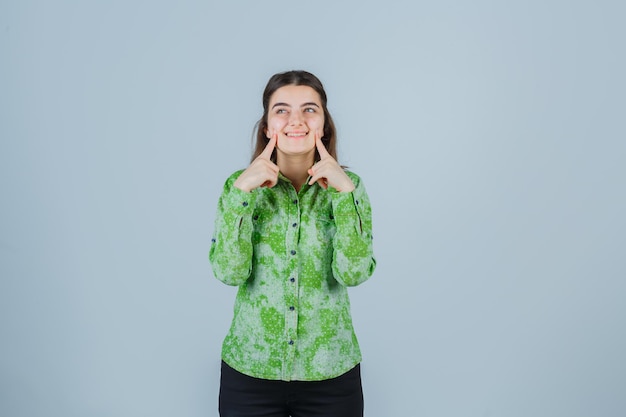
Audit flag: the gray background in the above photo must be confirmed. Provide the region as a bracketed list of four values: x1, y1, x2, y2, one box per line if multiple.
[1, 1, 625, 416]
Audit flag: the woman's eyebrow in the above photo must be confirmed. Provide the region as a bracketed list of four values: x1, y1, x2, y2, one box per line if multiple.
[271, 102, 320, 109]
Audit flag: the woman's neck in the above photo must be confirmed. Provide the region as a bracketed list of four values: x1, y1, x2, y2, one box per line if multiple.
[277, 152, 315, 192]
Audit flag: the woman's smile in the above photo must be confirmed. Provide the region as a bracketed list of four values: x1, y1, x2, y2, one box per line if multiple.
[285, 131, 308, 138]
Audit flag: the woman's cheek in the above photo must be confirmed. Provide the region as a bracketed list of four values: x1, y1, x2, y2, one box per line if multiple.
[268, 118, 286, 134]
[308, 115, 324, 131]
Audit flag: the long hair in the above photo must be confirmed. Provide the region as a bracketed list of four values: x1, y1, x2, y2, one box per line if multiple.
[251, 70, 338, 163]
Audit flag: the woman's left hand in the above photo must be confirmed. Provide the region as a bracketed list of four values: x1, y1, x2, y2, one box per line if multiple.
[308, 132, 355, 192]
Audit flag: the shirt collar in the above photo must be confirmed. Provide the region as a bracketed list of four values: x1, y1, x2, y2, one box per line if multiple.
[277, 172, 315, 191]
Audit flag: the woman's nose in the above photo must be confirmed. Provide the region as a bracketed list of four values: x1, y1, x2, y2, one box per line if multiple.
[288, 111, 303, 125]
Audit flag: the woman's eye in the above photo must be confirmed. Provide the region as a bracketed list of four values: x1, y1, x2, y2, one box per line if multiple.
[276, 109, 287, 114]
[304, 107, 316, 113]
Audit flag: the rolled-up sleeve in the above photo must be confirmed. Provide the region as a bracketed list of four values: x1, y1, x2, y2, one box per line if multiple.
[209, 171, 256, 286]
[329, 172, 376, 287]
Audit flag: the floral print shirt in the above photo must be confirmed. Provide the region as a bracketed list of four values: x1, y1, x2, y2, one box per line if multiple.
[209, 169, 376, 381]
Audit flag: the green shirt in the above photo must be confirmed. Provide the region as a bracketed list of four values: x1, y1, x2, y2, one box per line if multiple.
[209, 169, 376, 381]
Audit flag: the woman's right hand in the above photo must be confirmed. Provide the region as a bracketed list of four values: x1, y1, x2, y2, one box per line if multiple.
[233, 134, 279, 192]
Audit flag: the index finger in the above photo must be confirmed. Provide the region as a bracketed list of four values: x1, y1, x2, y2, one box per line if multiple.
[260, 134, 277, 159]
[316, 132, 331, 159]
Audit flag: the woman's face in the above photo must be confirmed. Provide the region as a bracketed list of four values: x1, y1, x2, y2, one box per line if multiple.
[266, 85, 325, 158]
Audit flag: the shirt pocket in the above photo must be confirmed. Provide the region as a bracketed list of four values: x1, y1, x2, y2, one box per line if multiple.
[251, 211, 287, 251]
[251, 211, 269, 245]
[312, 212, 337, 245]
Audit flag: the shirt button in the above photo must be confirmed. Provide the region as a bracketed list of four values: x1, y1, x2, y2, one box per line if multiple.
[290, 277, 295, 283]
[290, 250, 296, 255]
[242, 201, 248, 207]
[292, 199, 298, 204]
[289, 306, 295, 311]
[211, 238, 216, 243]
[253, 215, 259, 220]
[292, 223, 297, 228]
[288, 340, 294, 345]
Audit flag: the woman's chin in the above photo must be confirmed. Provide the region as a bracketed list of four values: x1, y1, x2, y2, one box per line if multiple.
[277, 146, 315, 158]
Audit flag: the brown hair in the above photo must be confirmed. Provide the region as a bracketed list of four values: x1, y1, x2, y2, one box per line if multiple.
[251, 70, 338, 163]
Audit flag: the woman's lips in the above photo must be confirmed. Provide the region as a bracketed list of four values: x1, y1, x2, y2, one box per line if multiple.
[285, 132, 308, 139]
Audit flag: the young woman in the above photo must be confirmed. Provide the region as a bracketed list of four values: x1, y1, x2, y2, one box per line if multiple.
[209, 70, 376, 417]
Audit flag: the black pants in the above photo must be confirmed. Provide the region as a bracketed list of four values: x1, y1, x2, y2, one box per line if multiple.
[219, 361, 364, 417]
